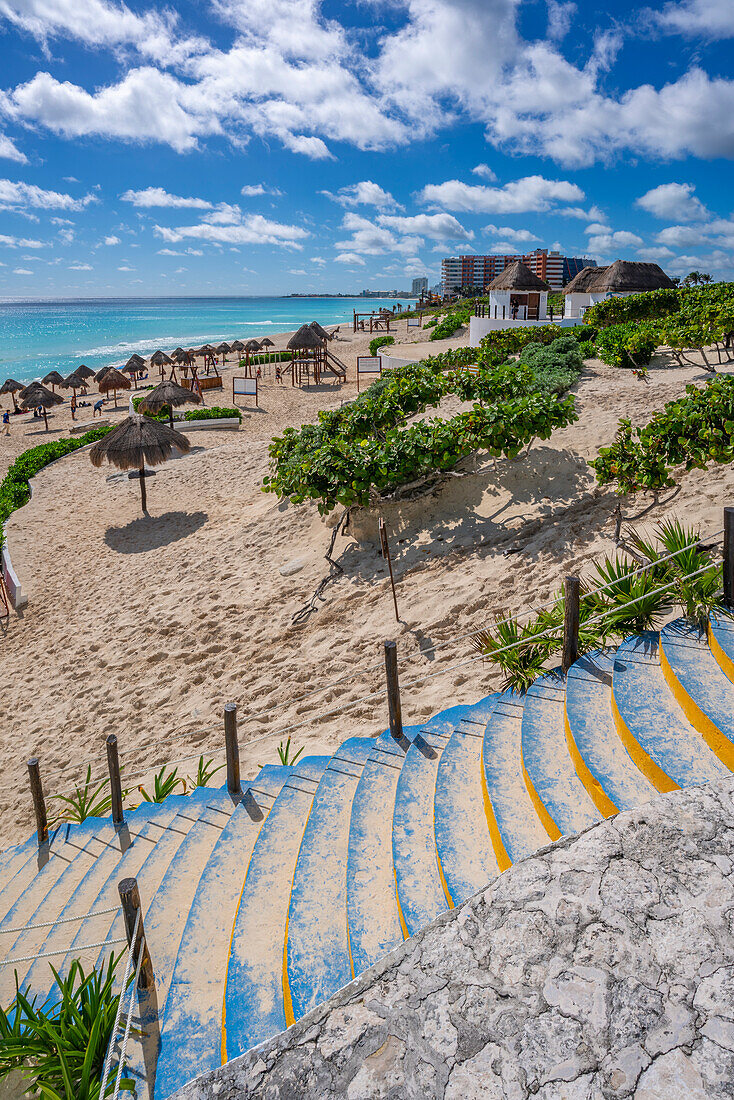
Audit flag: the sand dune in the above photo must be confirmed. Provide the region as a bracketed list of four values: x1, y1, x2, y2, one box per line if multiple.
[0, 329, 730, 847]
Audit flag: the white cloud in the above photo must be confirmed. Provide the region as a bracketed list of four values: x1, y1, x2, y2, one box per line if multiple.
[377, 212, 472, 241]
[117, 264, 133, 270]
[655, 224, 706, 248]
[546, 0, 576, 40]
[483, 224, 541, 243]
[69, 262, 92, 270]
[57, 227, 74, 244]
[0, 178, 94, 210]
[334, 252, 365, 265]
[587, 229, 644, 254]
[13, 266, 32, 274]
[636, 182, 708, 221]
[241, 183, 283, 197]
[288, 267, 307, 275]
[335, 212, 421, 256]
[103, 234, 121, 245]
[651, 0, 734, 38]
[640, 246, 675, 259]
[584, 222, 611, 235]
[120, 187, 213, 209]
[157, 246, 204, 256]
[322, 180, 402, 211]
[0, 132, 26, 163]
[419, 175, 585, 214]
[471, 163, 497, 181]
[559, 204, 605, 221]
[154, 213, 308, 248]
[0, 232, 43, 247]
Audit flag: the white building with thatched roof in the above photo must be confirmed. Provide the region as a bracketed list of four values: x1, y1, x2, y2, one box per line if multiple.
[564, 260, 675, 318]
[470, 260, 584, 341]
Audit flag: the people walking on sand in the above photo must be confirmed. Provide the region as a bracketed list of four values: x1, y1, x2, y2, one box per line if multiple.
[93, 398, 104, 417]
[2, 409, 9, 436]
[71, 393, 77, 421]
[275, 365, 282, 384]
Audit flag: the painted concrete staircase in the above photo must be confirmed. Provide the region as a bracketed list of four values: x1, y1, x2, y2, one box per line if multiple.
[1, 614, 734, 1097]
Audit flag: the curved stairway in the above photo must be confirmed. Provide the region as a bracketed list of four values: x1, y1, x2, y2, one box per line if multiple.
[2, 616, 734, 1098]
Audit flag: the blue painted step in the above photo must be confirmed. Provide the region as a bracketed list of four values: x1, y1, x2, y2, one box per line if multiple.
[434, 696, 499, 907]
[154, 767, 291, 1100]
[660, 619, 734, 770]
[522, 672, 600, 837]
[708, 609, 734, 683]
[286, 740, 373, 1024]
[482, 691, 550, 867]
[612, 633, 729, 791]
[223, 757, 329, 1060]
[347, 730, 411, 976]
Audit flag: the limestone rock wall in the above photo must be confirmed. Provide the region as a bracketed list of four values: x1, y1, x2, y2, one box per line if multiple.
[173, 777, 734, 1100]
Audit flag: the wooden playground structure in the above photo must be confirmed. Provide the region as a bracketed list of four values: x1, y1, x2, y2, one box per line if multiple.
[352, 306, 403, 333]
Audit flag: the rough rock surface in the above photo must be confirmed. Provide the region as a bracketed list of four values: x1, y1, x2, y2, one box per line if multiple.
[172, 777, 734, 1100]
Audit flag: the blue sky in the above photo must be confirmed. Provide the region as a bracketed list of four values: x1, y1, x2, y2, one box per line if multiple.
[0, 0, 732, 297]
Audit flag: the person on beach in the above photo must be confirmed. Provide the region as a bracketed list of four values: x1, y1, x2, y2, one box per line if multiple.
[70, 393, 77, 421]
[2, 409, 9, 436]
[93, 398, 104, 417]
[275, 365, 282, 384]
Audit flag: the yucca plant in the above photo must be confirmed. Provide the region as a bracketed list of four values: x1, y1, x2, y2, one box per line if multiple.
[0, 955, 133, 1098]
[628, 518, 722, 630]
[277, 737, 305, 766]
[472, 610, 563, 693]
[587, 556, 674, 638]
[49, 767, 122, 826]
[186, 756, 225, 789]
[137, 765, 187, 803]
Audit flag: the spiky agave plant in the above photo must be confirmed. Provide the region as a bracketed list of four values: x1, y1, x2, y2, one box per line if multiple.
[586, 555, 674, 638]
[137, 765, 187, 803]
[472, 609, 563, 693]
[186, 755, 225, 790]
[0, 955, 134, 1098]
[629, 518, 722, 631]
[49, 767, 115, 826]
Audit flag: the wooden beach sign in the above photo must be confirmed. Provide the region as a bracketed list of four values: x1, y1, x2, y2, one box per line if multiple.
[233, 375, 258, 406]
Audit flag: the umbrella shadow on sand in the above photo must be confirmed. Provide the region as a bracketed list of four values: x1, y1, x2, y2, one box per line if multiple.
[104, 510, 208, 553]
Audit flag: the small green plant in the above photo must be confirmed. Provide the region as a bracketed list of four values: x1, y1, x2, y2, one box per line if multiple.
[369, 335, 395, 357]
[277, 737, 305, 766]
[137, 765, 187, 803]
[186, 756, 225, 789]
[50, 767, 127, 825]
[0, 955, 133, 1099]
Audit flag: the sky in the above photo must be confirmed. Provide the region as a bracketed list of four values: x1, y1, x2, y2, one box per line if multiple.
[0, 0, 732, 297]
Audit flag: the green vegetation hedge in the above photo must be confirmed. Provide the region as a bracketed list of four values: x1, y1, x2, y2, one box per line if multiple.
[369, 335, 395, 357]
[0, 427, 112, 548]
[133, 397, 241, 423]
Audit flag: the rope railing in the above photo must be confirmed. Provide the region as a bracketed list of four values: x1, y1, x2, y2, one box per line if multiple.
[0, 934, 126, 967]
[0, 904, 119, 936]
[100, 909, 140, 1096]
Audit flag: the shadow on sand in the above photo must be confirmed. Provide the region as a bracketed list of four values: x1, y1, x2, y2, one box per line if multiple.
[104, 510, 208, 553]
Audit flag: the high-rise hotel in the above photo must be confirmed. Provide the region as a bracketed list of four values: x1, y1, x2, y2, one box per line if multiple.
[441, 249, 596, 295]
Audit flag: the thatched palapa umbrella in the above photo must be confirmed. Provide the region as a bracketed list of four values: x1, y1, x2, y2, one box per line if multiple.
[230, 339, 245, 353]
[216, 342, 231, 364]
[287, 324, 323, 384]
[42, 370, 65, 392]
[98, 367, 131, 407]
[309, 321, 330, 343]
[89, 414, 191, 514]
[139, 379, 201, 429]
[0, 378, 24, 411]
[171, 348, 189, 364]
[150, 350, 172, 368]
[19, 382, 63, 431]
[62, 372, 85, 391]
[76, 364, 96, 381]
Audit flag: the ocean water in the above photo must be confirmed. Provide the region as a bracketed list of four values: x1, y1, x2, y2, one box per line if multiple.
[0, 296, 414, 385]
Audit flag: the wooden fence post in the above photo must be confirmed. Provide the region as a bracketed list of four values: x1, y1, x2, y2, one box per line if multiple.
[224, 703, 241, 795]
[106, 734, 125, 827]
[562, 575, 581, 673]
[724, 507, 734, 609]
[27, 758, 48, 847]
[384, 640, 403, 742]
[118, 877, 154, 990]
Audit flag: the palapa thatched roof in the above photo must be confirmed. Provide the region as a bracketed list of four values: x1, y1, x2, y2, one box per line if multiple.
[98, 367, 132, 392]
[199, 344, 216, 355]
[19, 383, 63, 409]
[230, 339, 245, 351]
[89, 414, 190, 471]
[309, 321, 330, 342]
[125, 354, 145, 369]
[216, 342, 231, 353]
[591, 260, 675, 292]
[171, 348, 190, 364]
[488, 261, 551, 292]
[287, 324, 322, 351]
[243, 339, 262, 352]
[139, 380, 202, 414]
[259, 337, 274, 348]
[42, 370, 65, 386]
[150, 350, 173, 367]
[0, 378, 24, 394]
[62, 372, 85, 389]
[76, 364, 96, 380]
[563, 265, 606, 294]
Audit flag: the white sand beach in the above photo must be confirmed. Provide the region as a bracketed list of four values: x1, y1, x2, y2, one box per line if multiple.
[0, 323, 730, 847]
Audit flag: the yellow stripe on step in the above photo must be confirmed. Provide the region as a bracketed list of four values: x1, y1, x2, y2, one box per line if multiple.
[708, 622, 734, 686]
[610, 688, 679, 794]
[521, 759, 561, 841]
[564, 704, 619, 819]
[435, 846, 454, 909]
[659, 637, 734, 771]
[480, 758, 512, 872]
[394, 866, 409, 940]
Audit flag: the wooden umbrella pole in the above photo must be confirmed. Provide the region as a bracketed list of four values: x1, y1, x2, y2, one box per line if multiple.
[139, 461, 148, 514]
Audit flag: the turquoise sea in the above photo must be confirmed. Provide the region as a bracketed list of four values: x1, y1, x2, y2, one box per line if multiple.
[0, 296, 414, 385]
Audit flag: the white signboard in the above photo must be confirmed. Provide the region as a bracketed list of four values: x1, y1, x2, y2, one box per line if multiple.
[233, 376, 258, 405]
[407, 316, 421, 328]
[356, 356, 382, 391]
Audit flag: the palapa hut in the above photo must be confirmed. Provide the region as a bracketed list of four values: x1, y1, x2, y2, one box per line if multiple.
[287, 323, 325, 385]
[171, 348, 189, 364]
[150, 350, 172, 368]
[241, 339, 261, 376]
[564, 260, 675, 318]
[216, 342, 231, 364]
[62, 372, 86, 392]
[98, 366, 132, 407]
[258, 336, 274, 363]
[42, 370, 65, 392]
[230, 339, 245, 353]
[76, 364, 95, 381]
[487, 262, 550, 322]
[0, 378, 24, 411]
[89, 413, 190, 514]
[309, 321, 330, 343]
[19, 382, 63, 431]
[139, 379, 201, 429]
